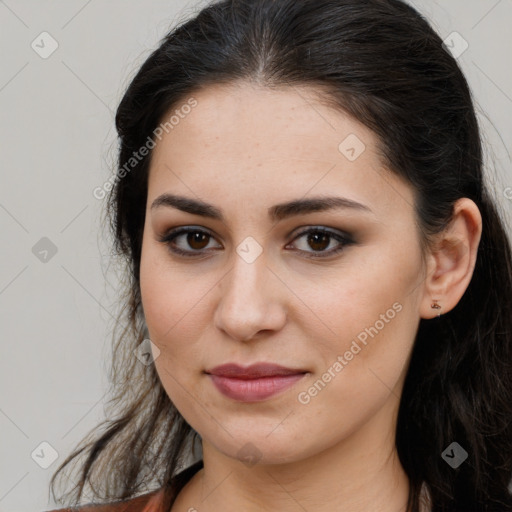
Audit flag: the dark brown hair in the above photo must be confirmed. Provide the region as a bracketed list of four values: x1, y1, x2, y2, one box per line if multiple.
[50, 1, 512, 510]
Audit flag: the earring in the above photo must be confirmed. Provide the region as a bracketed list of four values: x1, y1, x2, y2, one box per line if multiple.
[431, 299, 442, 318]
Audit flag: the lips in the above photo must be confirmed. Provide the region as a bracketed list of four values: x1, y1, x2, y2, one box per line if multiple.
[206, 363, 307, 379]
[205, 363, 308, 402]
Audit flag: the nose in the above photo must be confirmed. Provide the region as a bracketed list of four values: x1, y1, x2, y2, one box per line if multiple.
[213, 250, 287, 342]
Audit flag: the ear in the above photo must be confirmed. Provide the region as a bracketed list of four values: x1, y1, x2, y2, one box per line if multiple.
[419, 198, 482, 319]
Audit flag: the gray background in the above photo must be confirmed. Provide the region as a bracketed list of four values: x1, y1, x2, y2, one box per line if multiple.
[1, 1, 511, 510]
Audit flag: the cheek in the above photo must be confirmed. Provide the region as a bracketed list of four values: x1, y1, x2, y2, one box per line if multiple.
[300, 249, 415, 345]
[303, 246, 421, 392]
[140, 244, 186, 360]
[236, 285, 415, 439]
[140, 276, 202, 359]
[139, 241, 216, 381]
[139, 254, 205, 414]
[294, 299, 418, 445]
[140, 237, 197, 339]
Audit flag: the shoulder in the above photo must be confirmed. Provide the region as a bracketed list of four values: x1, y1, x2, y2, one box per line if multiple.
[43, 460, 204, 512]
[42, 488, 163, 512]
[43, 488, 164, 512]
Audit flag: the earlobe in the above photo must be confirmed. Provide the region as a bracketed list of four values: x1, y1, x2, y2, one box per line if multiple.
[430, 299, 442, 318]
[419, 198, 482, 319]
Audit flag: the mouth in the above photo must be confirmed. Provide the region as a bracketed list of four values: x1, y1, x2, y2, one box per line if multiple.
[205, 363, 308, 402]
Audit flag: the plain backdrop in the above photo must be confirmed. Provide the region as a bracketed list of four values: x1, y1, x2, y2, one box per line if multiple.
[1, 1, 511, 510]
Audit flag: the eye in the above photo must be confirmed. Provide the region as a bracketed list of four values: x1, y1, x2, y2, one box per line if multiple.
[286, 227, 353, 259]
[158, 226, 354, 259]
[158, 227, 221, 258]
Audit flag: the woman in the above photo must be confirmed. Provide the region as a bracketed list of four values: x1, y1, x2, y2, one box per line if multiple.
[47, 0, 512, 511]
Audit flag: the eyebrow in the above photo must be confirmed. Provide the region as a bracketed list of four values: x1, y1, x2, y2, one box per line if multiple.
[150, 193, 374, 222]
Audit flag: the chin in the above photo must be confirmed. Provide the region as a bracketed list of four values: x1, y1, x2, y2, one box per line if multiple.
[202, 426, 318, 467]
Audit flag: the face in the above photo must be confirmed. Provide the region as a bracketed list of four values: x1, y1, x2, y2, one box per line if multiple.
[139, 81, 427, 466]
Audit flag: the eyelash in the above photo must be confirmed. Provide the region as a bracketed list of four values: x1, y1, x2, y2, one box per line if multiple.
[158, 226, 354, 259]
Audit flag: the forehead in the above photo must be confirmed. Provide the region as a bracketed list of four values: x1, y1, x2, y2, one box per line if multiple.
[147, 81, 414, 221]
[152, 81, 369, 162]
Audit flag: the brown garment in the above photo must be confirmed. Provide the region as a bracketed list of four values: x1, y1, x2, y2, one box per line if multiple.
[43, 460, 204, 512]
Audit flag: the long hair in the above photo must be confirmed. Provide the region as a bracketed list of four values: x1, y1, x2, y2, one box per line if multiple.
[49, 1, 512, 510]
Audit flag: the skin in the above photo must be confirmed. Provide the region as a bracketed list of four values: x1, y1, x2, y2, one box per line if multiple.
[139, 81, 482, 512]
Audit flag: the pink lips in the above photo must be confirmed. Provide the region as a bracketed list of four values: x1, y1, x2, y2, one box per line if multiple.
[205, 363, 307, 402]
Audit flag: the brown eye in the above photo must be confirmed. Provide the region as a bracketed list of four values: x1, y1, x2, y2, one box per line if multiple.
[306, 231, 330, 252]
[159, 227, 221, 257]
[287, 228, 354, 259]
[186, 231, 210, 250]
[159, 226, 353, 259]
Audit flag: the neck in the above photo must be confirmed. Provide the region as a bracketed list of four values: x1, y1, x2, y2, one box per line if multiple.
[181, 398, 418, 512]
